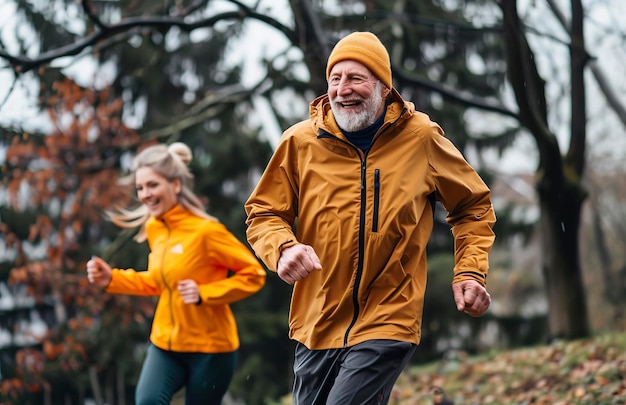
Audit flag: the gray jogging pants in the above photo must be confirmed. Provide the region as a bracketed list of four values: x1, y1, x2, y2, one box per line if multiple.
[292, 339, 416, 405]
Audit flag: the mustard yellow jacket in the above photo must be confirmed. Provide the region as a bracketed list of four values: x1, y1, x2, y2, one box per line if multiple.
[106, 205, 266, 353]
[245, 89, 495, 350]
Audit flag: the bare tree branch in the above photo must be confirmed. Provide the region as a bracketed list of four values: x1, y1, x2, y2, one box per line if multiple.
[393, 66, 519, 120]
[142, 81, 263, 141]
[0, 73, 19, 110]
[82, 0, 107, 30]
[545, 0, 626, 130]
[178, 0, 209, 16]
[0, 5, 296, 74]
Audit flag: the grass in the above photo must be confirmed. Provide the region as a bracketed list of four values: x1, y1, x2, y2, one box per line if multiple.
[390, 332, 626, 404]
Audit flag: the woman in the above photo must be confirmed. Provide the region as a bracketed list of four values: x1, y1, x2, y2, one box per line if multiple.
[87, 142, 266, 405]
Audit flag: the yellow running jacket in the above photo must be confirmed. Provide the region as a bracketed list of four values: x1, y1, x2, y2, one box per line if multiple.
[106, 204, 266, 353]
[245, 89, 496, 350]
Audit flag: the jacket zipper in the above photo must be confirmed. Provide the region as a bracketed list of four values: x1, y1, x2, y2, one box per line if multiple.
[159, 219, 175, 351]
[344, 158, 368, 347]
[318, 126, 395, 347]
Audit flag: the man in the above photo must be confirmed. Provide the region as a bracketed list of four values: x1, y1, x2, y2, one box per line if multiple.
[245, 31, 496, 404]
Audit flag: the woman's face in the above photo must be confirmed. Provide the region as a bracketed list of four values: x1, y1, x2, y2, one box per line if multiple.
[135, 167, 181, 218]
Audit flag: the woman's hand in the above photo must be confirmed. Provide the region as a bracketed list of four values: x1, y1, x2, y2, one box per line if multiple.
[178, 279, 201, 304]
[86, 256, 113, 287]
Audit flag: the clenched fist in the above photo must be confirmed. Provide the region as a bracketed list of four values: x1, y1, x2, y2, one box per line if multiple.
[277, 244, 322, 285]
[86, 256, 112, 288]
[178, 279, 201, 305]
[452, 279, 491, 317]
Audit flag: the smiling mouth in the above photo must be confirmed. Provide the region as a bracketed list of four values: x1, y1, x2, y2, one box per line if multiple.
[339, 100, 362, 108]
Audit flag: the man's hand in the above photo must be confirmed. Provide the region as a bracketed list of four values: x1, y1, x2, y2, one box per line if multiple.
[277, 244, 322, 285]
[452, 279, 491, 317]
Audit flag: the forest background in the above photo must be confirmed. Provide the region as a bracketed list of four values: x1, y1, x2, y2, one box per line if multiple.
[0, 0, 625, 404]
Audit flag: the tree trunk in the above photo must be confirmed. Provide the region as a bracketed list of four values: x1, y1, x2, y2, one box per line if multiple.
[501, 1, 591, 340]
[588, 181, 626, 325]
[537, 175, 590, 339]
[117, 363, 126, 405]
[89, 365, 104, 405]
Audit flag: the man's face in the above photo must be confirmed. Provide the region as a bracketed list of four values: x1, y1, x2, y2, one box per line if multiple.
[328, 60, 390, 132]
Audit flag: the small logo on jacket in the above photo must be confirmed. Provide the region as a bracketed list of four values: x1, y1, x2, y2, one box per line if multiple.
[170, 244, 184, 254]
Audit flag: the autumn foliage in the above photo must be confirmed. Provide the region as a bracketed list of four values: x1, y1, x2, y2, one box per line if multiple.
[391, 332, 626, 404]
[1, 78, 154, 403]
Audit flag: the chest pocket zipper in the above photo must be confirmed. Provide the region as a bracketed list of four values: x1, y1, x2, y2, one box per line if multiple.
[373, 169, 380, 232]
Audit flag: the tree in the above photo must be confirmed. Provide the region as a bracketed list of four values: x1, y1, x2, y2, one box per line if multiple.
[501, 0, 590, 340]
[583, 165, 626, 329]
[1, 79, 154, 404]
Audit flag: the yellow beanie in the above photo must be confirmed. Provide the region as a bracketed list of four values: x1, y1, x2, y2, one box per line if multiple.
[326, 31, 392, 89]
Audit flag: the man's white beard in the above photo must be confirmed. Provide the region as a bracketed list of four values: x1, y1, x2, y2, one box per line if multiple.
[331, 82, 385, 132]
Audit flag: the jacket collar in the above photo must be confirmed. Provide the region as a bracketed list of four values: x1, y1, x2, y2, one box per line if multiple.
[156, 204, 189, 226]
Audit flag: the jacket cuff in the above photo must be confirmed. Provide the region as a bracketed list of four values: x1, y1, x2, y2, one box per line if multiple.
[452, 270, 487, 286]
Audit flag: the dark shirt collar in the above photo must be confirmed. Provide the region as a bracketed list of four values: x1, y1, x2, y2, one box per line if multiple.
[341, 112, 385, 152]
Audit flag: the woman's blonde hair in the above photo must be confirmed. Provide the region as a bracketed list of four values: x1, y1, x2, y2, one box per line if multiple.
[108, 142, 217, 242]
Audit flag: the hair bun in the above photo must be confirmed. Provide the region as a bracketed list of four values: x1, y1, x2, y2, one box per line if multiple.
[168, 142, 192, 165]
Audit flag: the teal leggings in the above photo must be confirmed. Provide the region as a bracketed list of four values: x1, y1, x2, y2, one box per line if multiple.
[135, 343, 237, 405]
